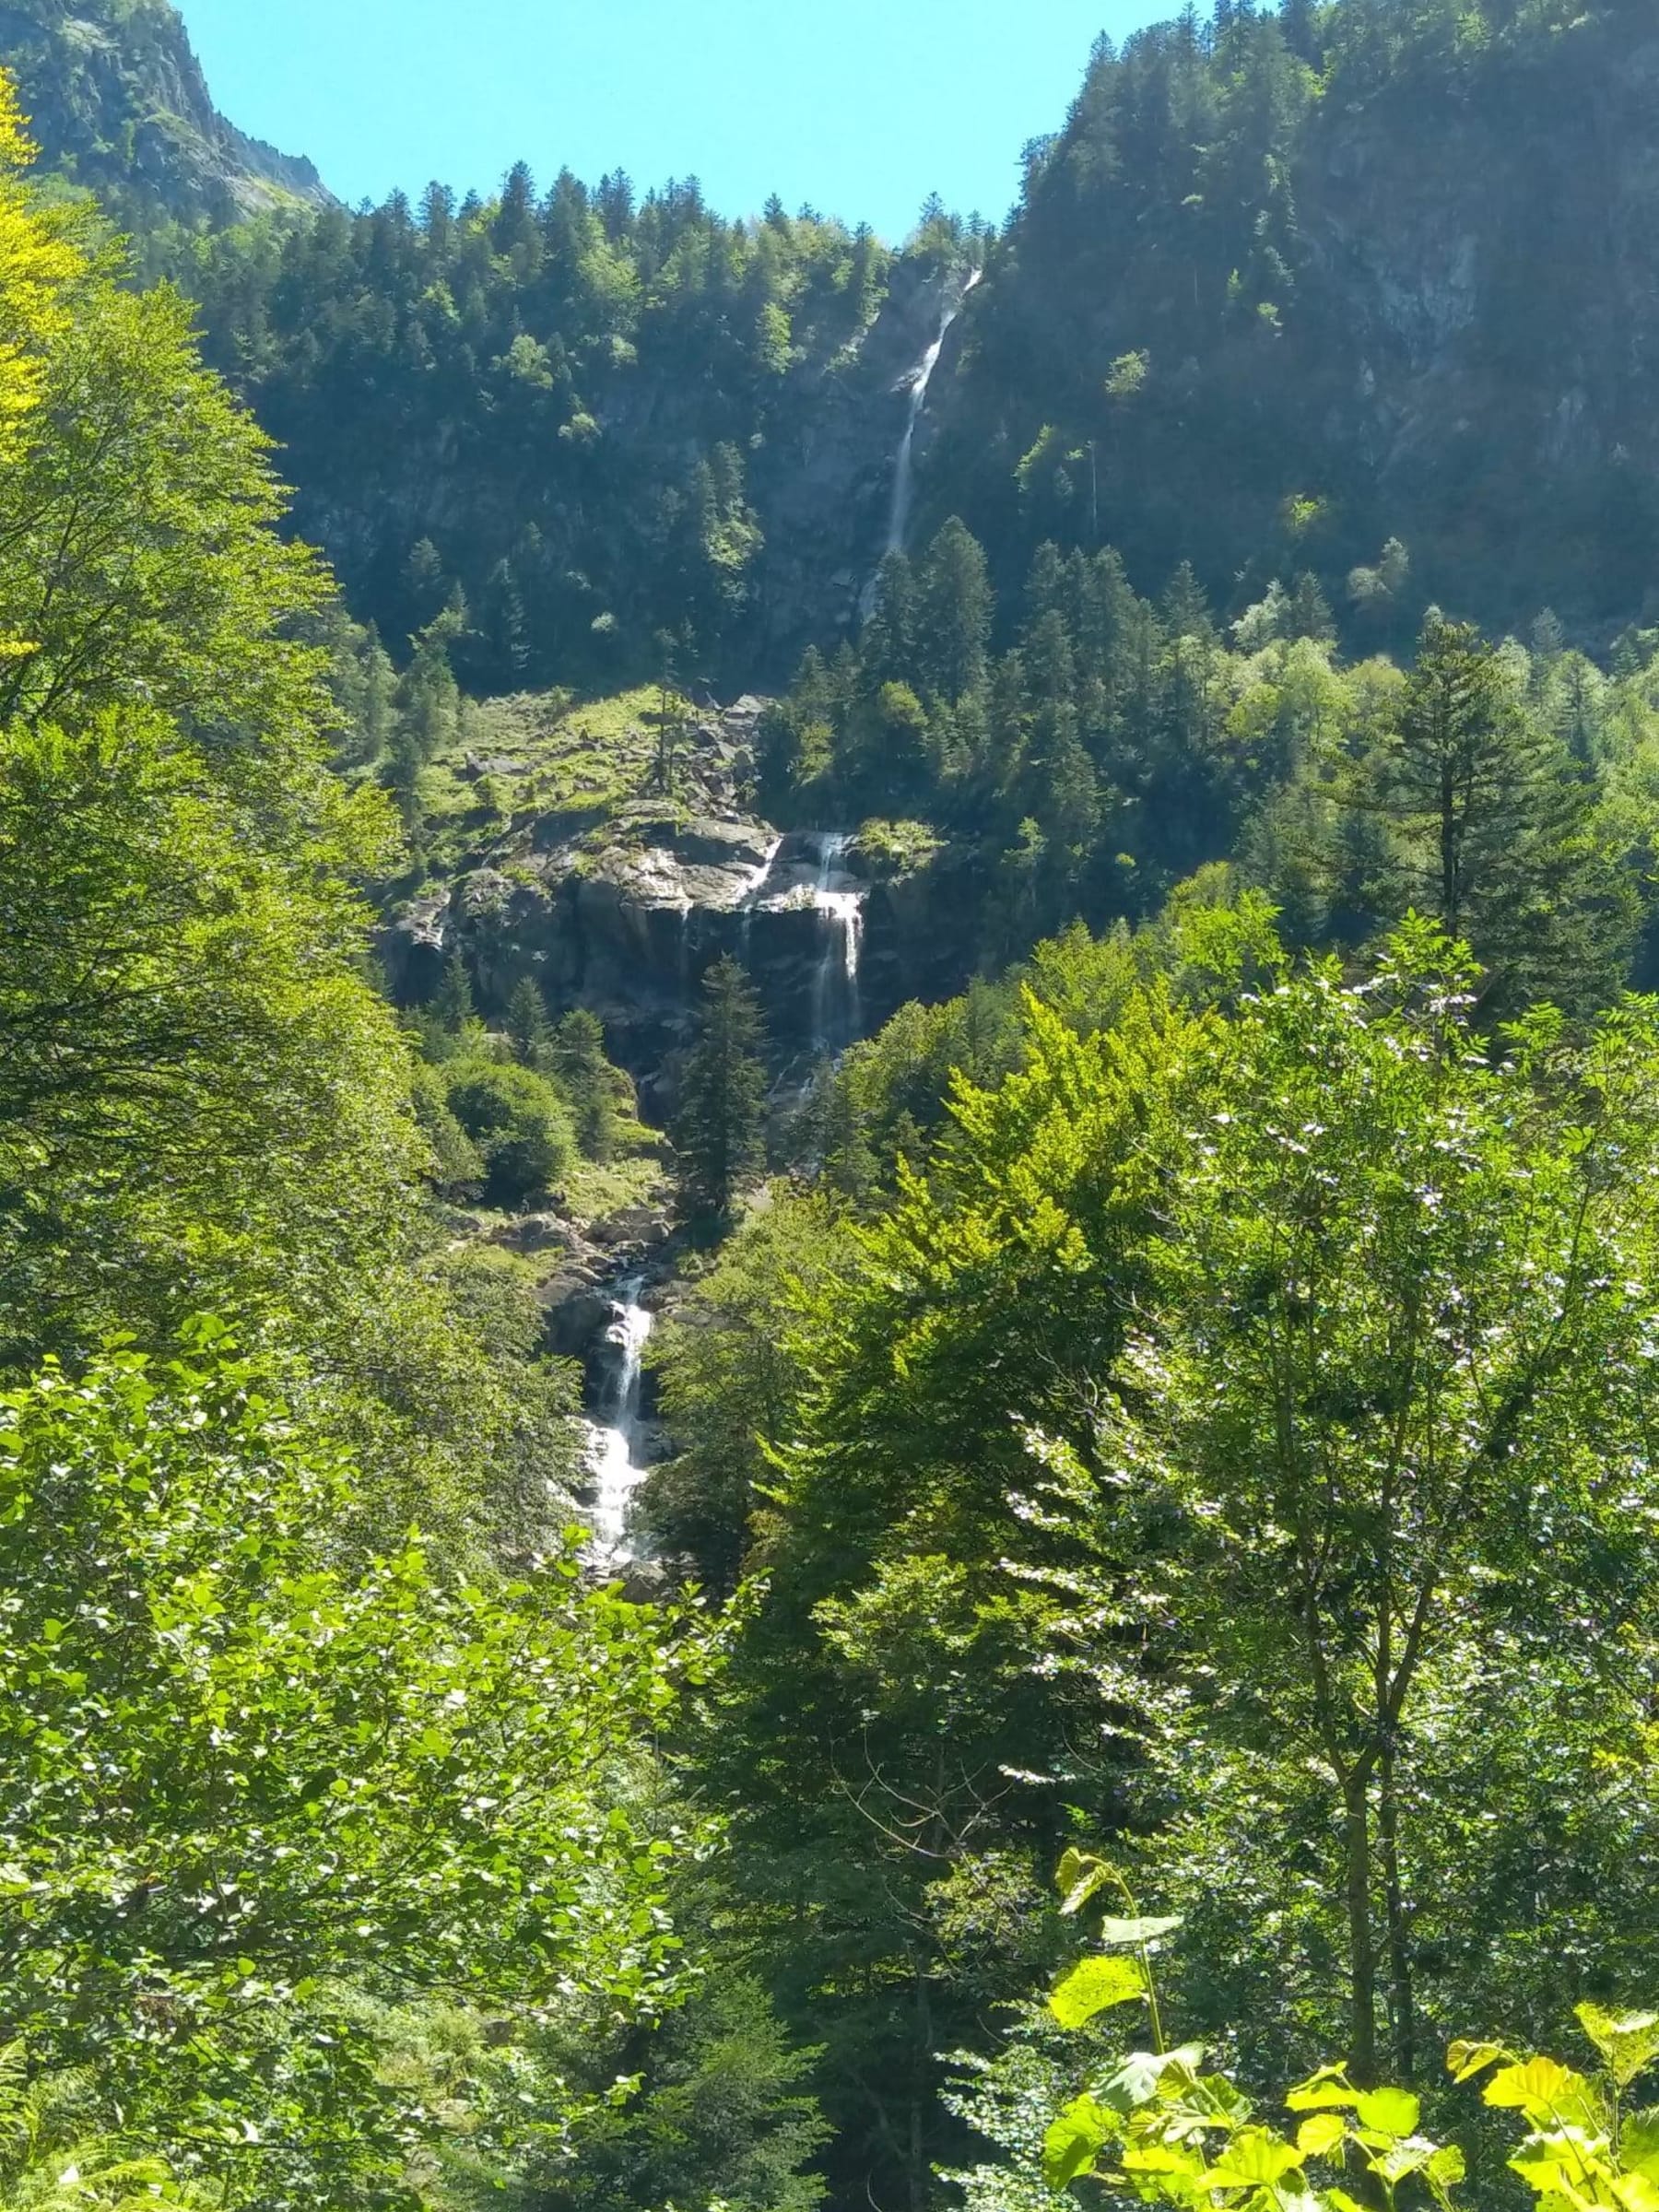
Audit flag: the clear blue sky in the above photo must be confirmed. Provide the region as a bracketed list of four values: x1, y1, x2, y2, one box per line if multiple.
[178, 0, 1164, 241]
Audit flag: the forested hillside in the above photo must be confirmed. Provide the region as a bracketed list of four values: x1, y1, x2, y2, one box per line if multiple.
[925, 0, 1659, 637]
[8, 1, 1659, 2209]
[97, 0, 1659, 691]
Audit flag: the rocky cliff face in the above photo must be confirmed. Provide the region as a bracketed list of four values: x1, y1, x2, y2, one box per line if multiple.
[0, 0, 330, 223]
[380, 700, 979, 1113]
[918, 6, 1659, 640]
[744, 257, 985, 660]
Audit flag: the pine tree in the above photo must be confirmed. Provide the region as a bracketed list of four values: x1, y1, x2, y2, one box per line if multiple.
[432, 952, 476, 1035]
[1356, 616, 1639, 1012]
[507, 975, 555, 1070]
[1288, 571, 1336, 644]
[860, 553, 917, 688]
[672, 958, 768, 1225]
[914, 518, 992, 705]
[552, 1008, 624, 1160]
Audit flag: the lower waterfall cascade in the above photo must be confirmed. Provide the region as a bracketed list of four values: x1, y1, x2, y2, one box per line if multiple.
[583, 1278, 654, 1572]
[809, 832, 865, 1058]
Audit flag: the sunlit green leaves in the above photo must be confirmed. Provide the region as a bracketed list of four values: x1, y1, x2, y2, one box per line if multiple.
[1485, 2057, 1591, 2116]
[1049, 1954, 1147, 2029]
[0, 1337, 701, 2201]
[1096, 1915, 1184, 1949]
[1448, 2041, 1508, 2084]
[1055, 1847, 1114, 1918]
[1577, 2005, 1659, 2090]
[1288, 2065, 1361, 2113]
[1043, 2095, 1119, 2188]
[1200, 2126, 1304, 2188]
[1295, 2112, 1347, 2159]
[1355, 2088, 1420, 2136]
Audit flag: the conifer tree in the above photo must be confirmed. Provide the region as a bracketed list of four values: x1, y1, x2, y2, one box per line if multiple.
[552, 1007, 624, 1160]
[672, 957, 767, 1225]
[914, 517, 992, 704]
[1359, 616, 1639, 1012]
[507, 974, 555, 1070]
[432, 952, 476, 1035]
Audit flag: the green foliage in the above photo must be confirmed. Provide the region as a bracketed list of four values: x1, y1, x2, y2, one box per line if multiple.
[536, 1973, 830, 2212]
[1026, 1864, 1659, 2212]
[162, 171, 912, 688]
[641, 1192, 854, 1594]
[550, 1006, 632, 1162]
[442, 1056, 576, 1205]
[687, 888, 1659, 2208]
[0, 1331, 697, 2206]
[1044, 924, 1659, 2079]
[0, 705, 418, 1360]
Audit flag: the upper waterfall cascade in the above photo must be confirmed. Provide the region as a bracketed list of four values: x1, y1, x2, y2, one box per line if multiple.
[861, 267, 982, 618]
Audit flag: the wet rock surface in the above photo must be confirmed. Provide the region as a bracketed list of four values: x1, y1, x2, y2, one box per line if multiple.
[379, 700, 980, 1110]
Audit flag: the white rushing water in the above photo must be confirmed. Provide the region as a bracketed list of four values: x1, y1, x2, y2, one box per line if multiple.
[809, 832, 865, 1057]
[861, 267, 982, 619]
[737, 836, 784, 966]
[584, 1278, 654, 1573]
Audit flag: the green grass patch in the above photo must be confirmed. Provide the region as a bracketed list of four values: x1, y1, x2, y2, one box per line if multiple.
[558, 1135, 670, 1230]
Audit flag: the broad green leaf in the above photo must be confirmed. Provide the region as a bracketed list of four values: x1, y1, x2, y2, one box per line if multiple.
[1576, 2004, 1659, 2090]
[1356, 2088, 1420, 2138]
[1510, 2152, 1577, 2195]
[1043, 2095, 1117, 2188]
[1366, 2137, 1435, 2185]
[1100, 2046, 1209, 2113]
[1296, 2112, 1347, 2159]
[1056, 1848, 1115, 1918]
[1197, 2073, 1254, 2126]
[1202, 2128, 1304, 2188]
[1050, 1953, 1147, 2030]
[1486, 2057, 1587, 2115]
[1448, 2040, 1507, 2084]
[1621, 2107, 1659, 2180]
[1095, 1913, 1183, 1949]
[1122, 2145, 1201, 2178]
[1288, 2065, 1360, 2113]
[1426, 2145, 1467, 2189]
[1613, 2171, 1659, 2212]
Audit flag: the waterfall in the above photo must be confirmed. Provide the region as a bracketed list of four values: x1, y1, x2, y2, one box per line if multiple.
[738, 836, 783, 967]
[861, 267, 982, 618]
[583, 1277, 654, 1573]
[809, 832, 865, 1056]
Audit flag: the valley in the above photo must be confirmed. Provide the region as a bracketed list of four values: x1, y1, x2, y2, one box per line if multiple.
[4, 4, 1659, 2211]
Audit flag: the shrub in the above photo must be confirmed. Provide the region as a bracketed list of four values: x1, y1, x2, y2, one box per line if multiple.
[443, 1057, 575, 1204]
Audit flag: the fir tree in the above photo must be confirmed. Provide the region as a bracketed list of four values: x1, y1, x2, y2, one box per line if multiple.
[1357, 617, 1639, 1013]
[552, 1008, 624, 1160]
[507, 975, 555, 1070]
[672, 957, 767, 1225]
[432, 952, 476, 1035]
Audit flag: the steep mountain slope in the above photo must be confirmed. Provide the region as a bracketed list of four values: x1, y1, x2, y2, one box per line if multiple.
[0, 0, 329, 224]
[917, 0, 1659, 641]
[12, 0, 1659, 664]
[177, 181, 974, 693]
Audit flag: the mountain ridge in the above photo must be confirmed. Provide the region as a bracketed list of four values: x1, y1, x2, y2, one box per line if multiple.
[0, 0, 330, 224]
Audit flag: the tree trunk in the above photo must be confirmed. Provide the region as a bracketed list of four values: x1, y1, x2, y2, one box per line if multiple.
[1380, 1736, 1416, 2083]
[909, 1944, 933, 2212]
[1344, 1772, 1380, 2084]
